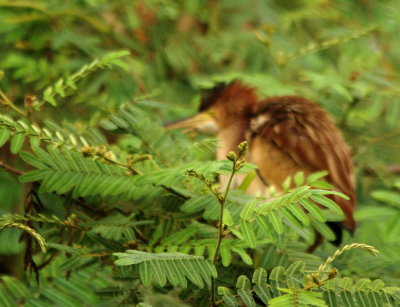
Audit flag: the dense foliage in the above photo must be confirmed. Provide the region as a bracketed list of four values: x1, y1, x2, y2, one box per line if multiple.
[0, 0, 400, 306]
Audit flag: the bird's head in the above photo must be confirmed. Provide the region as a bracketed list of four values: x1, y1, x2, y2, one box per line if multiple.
[165, 80, 259, 132]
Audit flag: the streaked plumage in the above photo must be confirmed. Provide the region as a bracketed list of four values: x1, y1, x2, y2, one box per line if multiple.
[168, 80, 356, 245]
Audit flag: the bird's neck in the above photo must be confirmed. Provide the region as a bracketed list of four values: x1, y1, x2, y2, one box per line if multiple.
[216, 119, 248, 160]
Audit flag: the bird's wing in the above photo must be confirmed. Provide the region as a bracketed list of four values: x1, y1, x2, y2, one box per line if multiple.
[248, 96, 355, 229]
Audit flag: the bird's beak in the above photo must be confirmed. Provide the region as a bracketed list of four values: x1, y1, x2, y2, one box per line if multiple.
[164, 112, 218, 134]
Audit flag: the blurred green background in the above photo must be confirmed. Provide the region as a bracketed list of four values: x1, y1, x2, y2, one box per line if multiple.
[0, 0, 400, 304]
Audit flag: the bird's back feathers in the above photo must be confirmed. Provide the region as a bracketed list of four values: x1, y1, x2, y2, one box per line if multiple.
[247, 96, 356, 230]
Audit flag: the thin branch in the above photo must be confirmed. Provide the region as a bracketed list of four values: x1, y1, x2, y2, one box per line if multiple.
[0, 89, 27, 117]
[209, 141, 248, 307]
[0, 160, 24, 176]
[210, 168, 235, 306]
[211, 171, 234, 265]
[37, 253, 58, 270]
[160, 184, 190, 200]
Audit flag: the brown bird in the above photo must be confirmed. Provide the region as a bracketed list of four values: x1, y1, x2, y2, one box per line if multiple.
[167, 80, 356, 249]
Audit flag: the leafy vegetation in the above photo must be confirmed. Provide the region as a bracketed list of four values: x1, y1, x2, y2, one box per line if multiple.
[0, 0, 400, 306]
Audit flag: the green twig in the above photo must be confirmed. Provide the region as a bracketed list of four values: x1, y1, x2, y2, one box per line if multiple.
[187, 141, 248, 306]
[210, 142, 247, 306]
[0, 89, 27, 117]
[0, 160, 24, 176]
[210, 169, 235, 306]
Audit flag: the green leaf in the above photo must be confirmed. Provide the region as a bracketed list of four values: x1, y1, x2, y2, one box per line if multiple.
[99, 120, 118, 131]
[294, 171, 305, 186]
[310, 219, 336, 241]
[252, 268, 267, 285]
[253, 285, 271, 304]
[231, 247, 253, 265]
[236, 275, 251, 289]
[368, 292, 383, 307]
[298, 290, 328, 307]
[54, 79, 65, 97]
[53, 277, 96, 304]
[309, 189, 349, 200]
[181, 259, 204, 288]
[163, 261, 180, 286]
[19, 151, 47, 169]
[285, 261, 304, 276]
[354, 279, 371, 291]
[310, 180, 333, 189]
[1, 276, 30, 299]
[139, 260, 153, 286]
[340, 277, 354, 291]
[18, 169, 51, 183]
[255, 215, 274, 239]
[43, 87, 57, 106]
[298, 198, 326, 222]
[369, 279, 385, 291]
[287, 203, 310, 226]
[354, 291, 371, 307]
[324, 290, 338, 307]
[220, 245, 232, 267]
[240, 201, 256, 221]
[150, 260, 167, 287]
[181, 195, 216, 213]
[0, 129, 10, 147]
[0, 286, 15, 307]
[240, 219, 257, 248]
[65, 77, 77, 90]
[310, 194, 344, 215]
[197, 259, 217, 281]
[162, 226, 199, 245]
[268, 292, 292, 307]
[10, 132, 25, 154]
[268, 210, 284, 234]
[102, 49, 130, 61]
[281, 207, 304, 229]
[218, 287, 238, 306]
[282, 176, 291, 191]
[223, 208, 234, 227]
[307, 171, 329, 183]
[170, 259, 188, 287]
[237, 289, 255, 307]
[341, 290, 356, 307]
[371, 190, 400, 207]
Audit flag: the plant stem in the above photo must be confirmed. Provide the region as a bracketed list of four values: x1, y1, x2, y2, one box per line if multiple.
[210, 163, 236, 306]
[0, 160, 24, 176]
[0, 89, 27, 117]
[212, 171, 235, 264]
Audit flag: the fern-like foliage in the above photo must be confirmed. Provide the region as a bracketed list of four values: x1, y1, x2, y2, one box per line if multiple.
[0, 268, 123, 306]
[84, 213, 153, 241]
[43, 50, 130, 106]
[218, 263, 400, 307]
[18, 141, 256, 201]
[19, 146, 141, 198]
[114, 250, 217, 288]
[0, 113, 106, 154]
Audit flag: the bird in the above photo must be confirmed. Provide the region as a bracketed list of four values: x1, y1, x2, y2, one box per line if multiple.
[166, 80, 356, 251]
